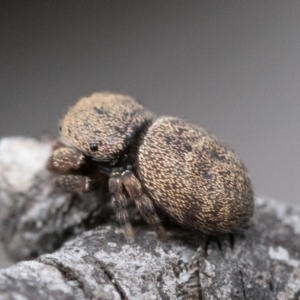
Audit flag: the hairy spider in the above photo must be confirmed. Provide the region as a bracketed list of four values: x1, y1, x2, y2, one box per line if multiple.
[47, 92, 254, 241]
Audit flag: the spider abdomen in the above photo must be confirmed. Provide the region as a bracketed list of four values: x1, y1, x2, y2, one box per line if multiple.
[137, 116, 254, 234]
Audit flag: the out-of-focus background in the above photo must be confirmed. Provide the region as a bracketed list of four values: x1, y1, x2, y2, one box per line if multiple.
[0, 1, 300, 268]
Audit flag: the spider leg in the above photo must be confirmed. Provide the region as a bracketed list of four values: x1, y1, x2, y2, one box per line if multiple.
[109, 172, 134, 241]
[57, 175, 94, 193]
[122, 170, 166, 241]
[47, 144, 85, 174]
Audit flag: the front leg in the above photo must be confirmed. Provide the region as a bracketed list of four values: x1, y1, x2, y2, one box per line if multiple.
[47, 142, 85, 174]
[47, 141, 92, 193]
[57, 175, 94, 194]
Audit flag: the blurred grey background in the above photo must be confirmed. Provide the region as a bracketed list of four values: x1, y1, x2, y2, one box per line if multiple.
[0, 1, 300, 268]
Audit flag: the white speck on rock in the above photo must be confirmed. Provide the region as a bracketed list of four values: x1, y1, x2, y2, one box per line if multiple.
[277, 291, 289, 300]
[269, 246, 290, 262]
[199, 260, 216, 289]
[269, 246, 300, 268]
[203, 260, 215, 277]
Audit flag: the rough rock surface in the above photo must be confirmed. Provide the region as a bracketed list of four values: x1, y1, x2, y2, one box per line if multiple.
[0, 137, 300, 300]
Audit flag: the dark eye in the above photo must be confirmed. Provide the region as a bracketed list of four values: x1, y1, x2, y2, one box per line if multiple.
[90, 143, 98, 152]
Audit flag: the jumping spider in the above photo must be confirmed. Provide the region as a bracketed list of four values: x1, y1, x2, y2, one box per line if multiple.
[47, 92, 254, 241]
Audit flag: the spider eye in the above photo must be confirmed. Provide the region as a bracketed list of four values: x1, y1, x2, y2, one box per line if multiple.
[90, 143, 98, 152]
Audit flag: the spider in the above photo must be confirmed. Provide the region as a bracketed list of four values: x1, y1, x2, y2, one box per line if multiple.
[47, 92, 254, 241]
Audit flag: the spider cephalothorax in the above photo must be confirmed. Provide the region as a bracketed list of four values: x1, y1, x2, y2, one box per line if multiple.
[47, 92, 254, 240]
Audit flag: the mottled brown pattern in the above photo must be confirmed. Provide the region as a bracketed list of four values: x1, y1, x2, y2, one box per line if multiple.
[48, 92, 254, 239]
[137, 117, 254, 234]
[60, 92, 154, 163]
[57, 175, 93, 193]
[47, 146, 85, 174]
[122, 170, 166, 240]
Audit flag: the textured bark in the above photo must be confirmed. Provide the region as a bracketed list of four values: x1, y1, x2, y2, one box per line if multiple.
[0, 137, 300, 300]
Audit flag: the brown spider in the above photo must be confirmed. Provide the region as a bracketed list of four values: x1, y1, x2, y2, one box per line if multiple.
[47, 92, 254, 241]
